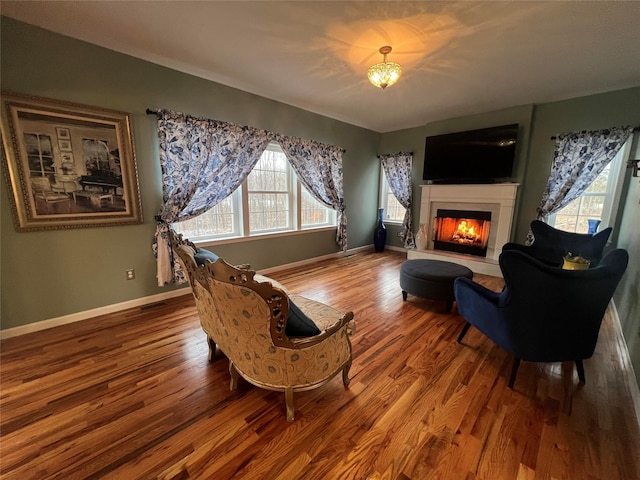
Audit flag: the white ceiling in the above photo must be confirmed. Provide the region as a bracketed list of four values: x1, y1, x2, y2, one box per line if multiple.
[2, 1, 639, 133]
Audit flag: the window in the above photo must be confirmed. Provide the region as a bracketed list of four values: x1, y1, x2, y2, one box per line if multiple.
[246, 147, 291, 233]
[548, 138, 631, 233]
[174, 143, 336, 240]
[379, 165, 406, 223]
[24, 133, 54, 177]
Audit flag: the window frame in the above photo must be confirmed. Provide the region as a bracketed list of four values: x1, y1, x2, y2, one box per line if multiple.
[244, 144, 294, 235]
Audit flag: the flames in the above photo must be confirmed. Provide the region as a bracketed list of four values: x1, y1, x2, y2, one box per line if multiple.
[451, 220, 480, 243]
[451, 220, 482, 244]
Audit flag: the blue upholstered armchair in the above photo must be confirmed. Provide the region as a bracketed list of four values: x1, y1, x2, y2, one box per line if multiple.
[502, 219, 612, 267]
[454, 248, 628, 388]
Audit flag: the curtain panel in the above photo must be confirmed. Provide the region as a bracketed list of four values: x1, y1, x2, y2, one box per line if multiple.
[277, 136, 348, 250]
[380, 152, 415, 248]
[527, 126, 633, 244]
[152, 110, 347, 285]
[153, 110, 274, 285]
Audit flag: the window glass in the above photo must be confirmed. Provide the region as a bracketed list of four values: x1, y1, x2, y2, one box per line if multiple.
[248, 147, 291, 233]
[25, 133, 54, 177]
[380, 166, 406, 223]
[173, 195, 238, 240]
[301, 189, 331, 227]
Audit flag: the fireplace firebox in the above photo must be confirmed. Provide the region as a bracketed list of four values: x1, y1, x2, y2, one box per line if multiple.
[433, 209, 491, 257]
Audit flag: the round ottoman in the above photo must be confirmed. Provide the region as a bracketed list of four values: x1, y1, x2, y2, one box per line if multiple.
[400, 259, 473, 312]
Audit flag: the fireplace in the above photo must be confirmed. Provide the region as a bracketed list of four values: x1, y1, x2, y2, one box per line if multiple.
[434, 209, 491, 257]
[408, 183, 519, 277]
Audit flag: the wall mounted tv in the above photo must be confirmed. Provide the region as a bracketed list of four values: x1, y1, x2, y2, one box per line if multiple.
[423, 124, 519, 184]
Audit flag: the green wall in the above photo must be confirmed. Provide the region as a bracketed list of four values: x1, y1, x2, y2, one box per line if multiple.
[0, 17, 380, 329]
[614, 154, 640, 386]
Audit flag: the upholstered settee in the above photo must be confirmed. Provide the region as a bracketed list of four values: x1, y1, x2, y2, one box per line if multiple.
[168, 229, 355, 421]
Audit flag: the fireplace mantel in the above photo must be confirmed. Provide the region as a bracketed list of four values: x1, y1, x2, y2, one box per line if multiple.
[408, 183, 519, 276]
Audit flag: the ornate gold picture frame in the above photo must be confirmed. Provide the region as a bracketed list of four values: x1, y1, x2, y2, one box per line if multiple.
[1, 91, 143, 231]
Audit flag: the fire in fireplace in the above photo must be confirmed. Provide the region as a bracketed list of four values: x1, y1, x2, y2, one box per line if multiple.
[434, 209, 491, 257]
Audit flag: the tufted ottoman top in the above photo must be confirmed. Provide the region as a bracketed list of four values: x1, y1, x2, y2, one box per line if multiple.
[400, 259, 473, 280]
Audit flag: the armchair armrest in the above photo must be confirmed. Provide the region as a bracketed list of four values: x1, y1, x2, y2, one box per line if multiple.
[455, 276, 501, 301]
[285, 294, 354, 349]
[454, 276, 505, 317]
[290, 311, 354, 349]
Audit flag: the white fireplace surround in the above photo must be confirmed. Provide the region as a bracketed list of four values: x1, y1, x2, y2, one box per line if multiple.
[408, 183, 519, 276]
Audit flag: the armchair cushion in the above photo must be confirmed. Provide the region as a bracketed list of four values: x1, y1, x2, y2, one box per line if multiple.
[286, 300, 321, 337]
[194, 248, 219, 265]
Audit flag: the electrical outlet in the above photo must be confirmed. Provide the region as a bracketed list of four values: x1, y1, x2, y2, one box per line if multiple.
[126, 269, 135, 280]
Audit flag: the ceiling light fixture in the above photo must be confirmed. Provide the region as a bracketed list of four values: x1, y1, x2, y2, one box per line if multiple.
[367, 46, 402, 90]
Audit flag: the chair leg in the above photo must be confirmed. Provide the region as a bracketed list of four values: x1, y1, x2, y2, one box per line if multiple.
[457, 322, 471, 343]
[285, 386, 295, 422]
[207, 336, 217, 361]
[508, 357, 521, 389]
[575, 359, 586, 384]
[342, 359, 352, 388]
[229, 362, 239, 391]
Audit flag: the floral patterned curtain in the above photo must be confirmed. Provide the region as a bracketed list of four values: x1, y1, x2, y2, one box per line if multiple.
[153, 110, 274, 285]
[527, 126, 633, 244]
[277, 136, 348, 250]
[380, 152, 415, 248]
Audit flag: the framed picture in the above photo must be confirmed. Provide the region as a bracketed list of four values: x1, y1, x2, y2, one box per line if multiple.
[1, 91, 143, 231]
[56, 127, 71, 140]
[58, 139, 72, 151]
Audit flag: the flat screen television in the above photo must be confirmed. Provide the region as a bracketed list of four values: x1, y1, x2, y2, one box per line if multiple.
[423, 124, 519, 184]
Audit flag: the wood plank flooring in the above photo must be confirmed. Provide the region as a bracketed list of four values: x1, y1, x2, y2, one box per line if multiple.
[1, 250, 639, 479]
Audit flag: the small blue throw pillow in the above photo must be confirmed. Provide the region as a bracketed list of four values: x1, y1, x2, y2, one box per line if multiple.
[194, 248, 219, 266]
[286, 300, 321, 337]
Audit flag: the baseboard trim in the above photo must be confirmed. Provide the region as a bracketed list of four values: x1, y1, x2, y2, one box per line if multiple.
[258, 244, 386, 275]
[610, 301, 640, 430]
[0, 288, 191, 340]
[2, 245, 388, 339]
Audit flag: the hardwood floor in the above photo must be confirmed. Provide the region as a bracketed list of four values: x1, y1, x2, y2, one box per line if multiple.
[1, 250, 639, 479]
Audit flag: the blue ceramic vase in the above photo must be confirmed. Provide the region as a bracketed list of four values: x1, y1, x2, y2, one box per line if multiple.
[587, 219, 601, 234]
[374, 208, 387, 252]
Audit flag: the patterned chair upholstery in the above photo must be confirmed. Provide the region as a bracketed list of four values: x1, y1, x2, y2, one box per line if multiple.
[169, 229, 355, 421]
[31, 176, 72, 214]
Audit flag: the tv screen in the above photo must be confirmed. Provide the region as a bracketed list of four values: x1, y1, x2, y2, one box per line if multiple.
[423, 124, 519, 184]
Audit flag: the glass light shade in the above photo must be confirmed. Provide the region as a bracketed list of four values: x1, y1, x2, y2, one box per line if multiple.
[367, 61, 402, 89]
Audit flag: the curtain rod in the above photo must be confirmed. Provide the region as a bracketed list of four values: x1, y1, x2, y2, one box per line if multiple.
[550, 126, 639, 140]
[378, 151, 413, 158]
[145, 108, 346, 153]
